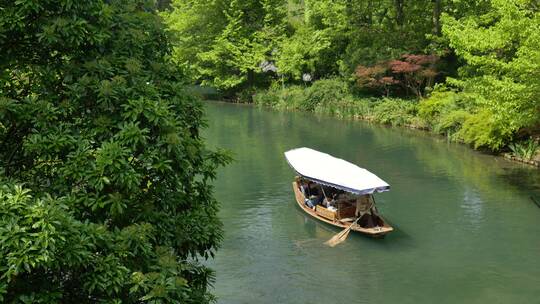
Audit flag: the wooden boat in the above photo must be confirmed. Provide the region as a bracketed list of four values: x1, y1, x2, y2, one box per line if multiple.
[285, 148, 394, 238]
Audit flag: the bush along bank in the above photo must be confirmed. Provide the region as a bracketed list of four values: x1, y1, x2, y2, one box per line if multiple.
[252, 79, 540, 167]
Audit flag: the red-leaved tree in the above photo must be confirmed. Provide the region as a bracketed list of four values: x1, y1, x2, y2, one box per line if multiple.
[355, 54, 439, 97]
[355, 63, 398, 96]
[388, 54, 439, 97]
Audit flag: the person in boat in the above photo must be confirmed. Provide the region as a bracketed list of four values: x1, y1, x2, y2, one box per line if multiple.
[355, 194, 380, 228]
[355, 195, 371, 216]
[306, 195, 322, 209]
[300, 181, 322, 209]
[323, 188, 344, 207]
[322, 196, 335, 208]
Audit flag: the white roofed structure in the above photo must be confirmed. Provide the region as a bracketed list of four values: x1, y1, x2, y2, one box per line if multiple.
[284, 147, 390, 195]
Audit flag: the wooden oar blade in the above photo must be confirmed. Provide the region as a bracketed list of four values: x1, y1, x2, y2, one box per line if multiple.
[325, 218, 359, 247]
[325, 227, 352, 247]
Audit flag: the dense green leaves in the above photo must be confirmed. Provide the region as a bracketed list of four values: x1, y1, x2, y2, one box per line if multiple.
[250, 0, 538, 153]
[1, 0, 538, 300]
[0, 0, 229, 302]
[164, 0, 286, 92]
[440, 0, 540, 150]
[163, 0, 489, 87]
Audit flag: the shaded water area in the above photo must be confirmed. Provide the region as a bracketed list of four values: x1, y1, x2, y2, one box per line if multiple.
[203, 101, 540, 304]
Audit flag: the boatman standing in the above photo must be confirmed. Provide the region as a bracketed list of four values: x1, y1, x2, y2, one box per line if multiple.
[355, 195, 373, 217]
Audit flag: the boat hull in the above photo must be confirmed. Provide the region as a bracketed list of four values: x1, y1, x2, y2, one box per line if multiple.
[292, 181, 393, 237]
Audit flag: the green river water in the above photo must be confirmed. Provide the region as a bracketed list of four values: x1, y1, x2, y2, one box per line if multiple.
[203, 101, 540, 304]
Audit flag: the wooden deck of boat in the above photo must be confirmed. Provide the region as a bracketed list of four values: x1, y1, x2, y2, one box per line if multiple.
[292, 181, 393, 237]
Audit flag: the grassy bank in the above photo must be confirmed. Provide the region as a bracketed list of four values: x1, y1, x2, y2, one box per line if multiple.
[251, 79, 540, 166]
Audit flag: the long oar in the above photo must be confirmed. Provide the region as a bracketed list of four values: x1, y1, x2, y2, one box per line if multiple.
[325, 217, 360, 247]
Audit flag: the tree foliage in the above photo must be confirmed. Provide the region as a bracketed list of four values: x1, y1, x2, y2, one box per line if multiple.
[165, 0, 464, 88]
[441, 0, 540, 149]
[0, 0, 229, 302]
[164, 0, 287, 91]
[355, 54, 439, 97]
[254, 0, 538, 152]
[163, 0, 493, 88]
[279, 0, 474, 79]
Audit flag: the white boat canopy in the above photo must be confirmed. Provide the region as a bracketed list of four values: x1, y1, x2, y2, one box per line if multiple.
[284, 147, 390, 195]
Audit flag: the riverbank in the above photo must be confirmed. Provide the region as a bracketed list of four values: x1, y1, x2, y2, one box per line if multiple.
[248, 80, 540, 168]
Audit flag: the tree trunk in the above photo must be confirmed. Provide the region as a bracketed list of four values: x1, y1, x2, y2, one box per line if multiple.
[247, 69, 255, 88]
[432, 0, 441, 35]
[367, 0, 373, 25]
[394, 0, 405, 28]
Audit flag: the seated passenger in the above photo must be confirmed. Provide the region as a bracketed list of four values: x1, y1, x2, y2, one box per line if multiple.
[305, 197, 315, 209]
[305, 195, 322, 209]
[322, 196, 335, 208]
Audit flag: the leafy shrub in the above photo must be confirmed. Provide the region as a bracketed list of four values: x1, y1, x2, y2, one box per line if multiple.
[277, 85, 306, 110]
[186, 85, 222, 100]
[438, 110, 471, 138]
[304, 78, 350, 112]
[255, 81, 418, 127]
[408, 116, 431, 130]
[253, 88, 280, 107]
[371, 98, 418, 126]
[509, 139, 540, 160]
[255, 79, 352, 112]
[418, 90, 472, 136]
[418, 90, 460, 121]
[456, 110, 512, 150]
[253, 84, 306, 110]
[235, 86, 258, 103]
[329, 97, 375, 119]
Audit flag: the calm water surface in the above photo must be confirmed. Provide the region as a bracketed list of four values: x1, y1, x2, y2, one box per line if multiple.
[203, 101, 540, 304]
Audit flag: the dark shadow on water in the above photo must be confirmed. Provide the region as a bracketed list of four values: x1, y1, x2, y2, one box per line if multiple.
[496, 167, 540, 195]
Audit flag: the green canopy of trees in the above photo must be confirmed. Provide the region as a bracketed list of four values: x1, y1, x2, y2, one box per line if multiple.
[163, 0, 287, 91]
[165, 0, 539, 151]
[0, 0, 229, 302]
[0, 0, 538, 302]
[165, 0, 491, 86]
[441, 0, 540, 149]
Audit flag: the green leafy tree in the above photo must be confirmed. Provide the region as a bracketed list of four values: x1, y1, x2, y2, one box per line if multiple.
[276, 0, 353, 79]
[164, 0, 287, 92]
[274, 25, 331, 80]
[0, 0, 229, 302]
[279, 0, 457, 79]
[442, 0, 540, 149]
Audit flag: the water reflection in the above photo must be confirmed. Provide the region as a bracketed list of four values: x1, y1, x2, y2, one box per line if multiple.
[460, 187, 484, 229]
